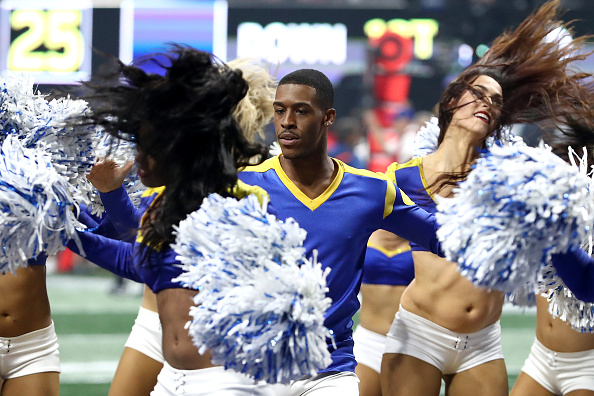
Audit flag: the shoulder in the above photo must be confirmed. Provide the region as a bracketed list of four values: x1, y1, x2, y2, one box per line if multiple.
[241, 156, 278, 174]
[386, 157, 422, 174]
[339, 159, 391, 183]
[141, 186, 165, 198]
[232, 180, 269, 207]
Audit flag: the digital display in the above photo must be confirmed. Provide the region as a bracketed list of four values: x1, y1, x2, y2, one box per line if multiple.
[0, 0, 93, 84]
[119, 0, 227, 75]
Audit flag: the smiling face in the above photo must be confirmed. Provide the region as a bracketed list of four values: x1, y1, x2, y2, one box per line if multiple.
[448, 75, 503, 140]
[273, 83, 335, 160]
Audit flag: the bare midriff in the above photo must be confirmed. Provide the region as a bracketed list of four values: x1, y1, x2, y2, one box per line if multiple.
[0, 266, 52, 337]
[401, 251, 504, 334]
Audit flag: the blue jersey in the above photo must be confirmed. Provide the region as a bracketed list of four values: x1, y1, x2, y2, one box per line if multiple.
[362, 244, 414, 286]
[386, 157, 439, 252]
[239, 155, 441, 373]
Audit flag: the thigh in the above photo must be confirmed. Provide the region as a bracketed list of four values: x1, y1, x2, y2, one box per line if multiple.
[356, 363, 382, 396]
[1, 372, 59, 396]
[109, 347, 163, 396]
[445, 359, 508, 396]
[567, 391, 594, 396]
[510, 372, 555, 396]
[381, 353, 442, 396]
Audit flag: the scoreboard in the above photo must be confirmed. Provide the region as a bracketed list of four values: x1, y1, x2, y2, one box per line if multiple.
[0, 0, 93, 84]
[0, 0, 227, 84]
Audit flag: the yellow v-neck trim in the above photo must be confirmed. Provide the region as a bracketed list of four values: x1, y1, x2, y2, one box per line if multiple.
[273, 155, 344, 211]
[416, 157, 439, 204]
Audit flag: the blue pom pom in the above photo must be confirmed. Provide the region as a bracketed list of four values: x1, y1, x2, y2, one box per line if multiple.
[173, 194, 333, 384]
[0, 137, 82, 274]
[437, 143, 594, 294]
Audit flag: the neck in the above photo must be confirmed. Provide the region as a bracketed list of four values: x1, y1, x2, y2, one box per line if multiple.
[280, 152, 334, 186]
[431, 127, 483, 173]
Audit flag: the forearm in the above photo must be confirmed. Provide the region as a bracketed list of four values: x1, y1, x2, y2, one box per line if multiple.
[66, 231, 143, 283]
[99, 186, 141, 241]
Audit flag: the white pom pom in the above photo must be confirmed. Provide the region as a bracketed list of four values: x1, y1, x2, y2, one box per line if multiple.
[81, 133, 145, 215]
[0, 137, 82, 274]
[412, 117, 440, 158]
[546, 284, 594, 333]
[269, 141, 282, 157]
[172, 194, 333, 384]
[0, 74, 100, 208]
[437, 143, 594, 294]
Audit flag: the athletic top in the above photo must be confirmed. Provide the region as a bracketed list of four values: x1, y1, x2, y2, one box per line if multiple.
[552, 248, 594, 302]
[238, 155, 441, 374]
[362, 244, 414, 286]
[67, 182, 269, 293]
[386, 157, 439, 252]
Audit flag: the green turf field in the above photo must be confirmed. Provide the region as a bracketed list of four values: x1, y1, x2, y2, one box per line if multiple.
[48, 273, 536, 395]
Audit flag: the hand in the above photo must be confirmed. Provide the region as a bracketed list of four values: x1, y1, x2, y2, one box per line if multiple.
[87, 159, 135, 193]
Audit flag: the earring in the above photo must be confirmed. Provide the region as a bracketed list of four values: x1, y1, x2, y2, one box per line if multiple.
[326, 122, 331, 126]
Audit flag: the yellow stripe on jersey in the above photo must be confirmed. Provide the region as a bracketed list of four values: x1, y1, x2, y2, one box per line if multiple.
[231, 180, 269, 206]
[367, 242, 412, 257]
[385, 157, 438, 205]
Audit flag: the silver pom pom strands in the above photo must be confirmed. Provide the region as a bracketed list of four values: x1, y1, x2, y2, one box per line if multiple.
[436, 143, 594, 296]
[173, 193, 333, 385]
[0, 137, 82, 274]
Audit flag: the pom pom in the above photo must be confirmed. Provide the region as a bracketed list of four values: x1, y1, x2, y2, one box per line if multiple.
[411, 117, 521, 158]
[82, 133, 145, 215]
[412, 117, 440, 158]
[0, 74, 100, 207]
[0, 137, 82, 274]
[172, 194, 333, 384]
[546, 283, 594, 333]
[437, 143, 594, 294]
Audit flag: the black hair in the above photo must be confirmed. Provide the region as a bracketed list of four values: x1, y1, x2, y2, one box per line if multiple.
[76, 44, 268, 249]
[278, 69, 335, 109]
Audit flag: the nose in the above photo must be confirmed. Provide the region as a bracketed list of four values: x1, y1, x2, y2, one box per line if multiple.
[280, 110, 296, 129]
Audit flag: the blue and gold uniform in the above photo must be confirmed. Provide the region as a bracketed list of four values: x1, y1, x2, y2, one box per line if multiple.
[362, 244, 413, 286]
[239, 155, 441, 374]
[386, 157, 439, 252]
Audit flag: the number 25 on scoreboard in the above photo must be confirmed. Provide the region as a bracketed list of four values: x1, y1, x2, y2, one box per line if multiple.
[9, 9, 84, 72]
[0, 1, 92, 84]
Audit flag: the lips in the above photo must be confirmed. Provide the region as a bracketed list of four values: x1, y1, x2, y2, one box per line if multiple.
[137, 167, 148, 178]
[278, 131, 299, 146]
[474, 111, 491, 124]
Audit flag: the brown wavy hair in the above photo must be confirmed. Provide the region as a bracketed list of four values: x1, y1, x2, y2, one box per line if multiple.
[434, 0, 594, 191]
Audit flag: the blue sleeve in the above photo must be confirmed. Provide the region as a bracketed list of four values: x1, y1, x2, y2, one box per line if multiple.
[28, 253, 47, 266]
[78, 205, 121, 240]
[381, 188, 443, 257]
[66, 231, 143, 283]
[551, 248, 594, 302]
[99, 186, 142, 242]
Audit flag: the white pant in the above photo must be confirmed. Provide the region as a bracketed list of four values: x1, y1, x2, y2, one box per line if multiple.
[0, 321, 60, 389]
[521, 338, 594, 394]
[288, 371, 360, 396]
[151, 362, 280, 396]
[124, 306, 164, 363]
[352, 325, 385, 374]
[385, 306, 503, 374]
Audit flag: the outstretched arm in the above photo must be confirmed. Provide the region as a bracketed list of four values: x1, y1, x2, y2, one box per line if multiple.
[381, 187, 443, 257]
[66, 231, 143, 283]
[551, 248, 594, 302]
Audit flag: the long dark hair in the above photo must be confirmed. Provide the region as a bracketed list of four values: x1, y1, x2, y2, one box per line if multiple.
[78, 45, 268, 248]
[433, 0, 594, 191]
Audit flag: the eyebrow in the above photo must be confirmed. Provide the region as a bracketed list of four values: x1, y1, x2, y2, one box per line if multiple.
[273, 101, 313, 107]
[474, 84, 500, 96]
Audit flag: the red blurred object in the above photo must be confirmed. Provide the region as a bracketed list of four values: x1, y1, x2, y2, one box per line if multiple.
[57, 248, 76, 272]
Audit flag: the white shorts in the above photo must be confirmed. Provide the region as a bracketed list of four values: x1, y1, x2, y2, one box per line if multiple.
[384, 306, 504, 374]
[151, 362, 280, 396]
[520, 338, 594, 394]
[0, 321, 60, 380]
[288, 371, 360, 396]
[124, 306, 164, 364]
[352, 325, 385, 374]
